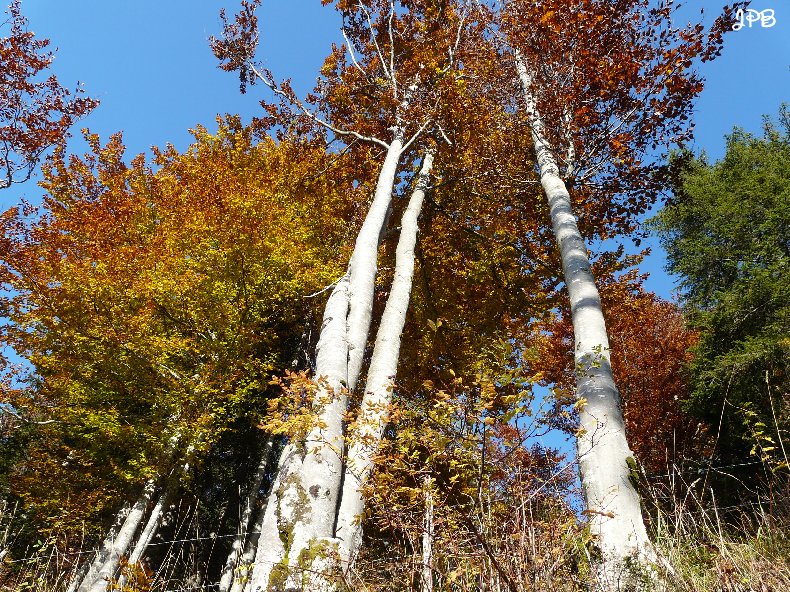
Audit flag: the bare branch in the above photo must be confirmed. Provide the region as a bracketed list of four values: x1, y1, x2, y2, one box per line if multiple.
[342, 25, 367, 75]
[358, 1, 393, 88]
[304, 273, 350, 299]
[1, 406, 58, 426]
[400, 118, 432, 154]
[248, 63, 389, 149]
[387, 0, 396, 96]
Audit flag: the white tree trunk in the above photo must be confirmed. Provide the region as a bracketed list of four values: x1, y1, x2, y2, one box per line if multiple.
[335, 151, 434, 567]
[65, 561, 91, 592]
[232, 485, 269, 592]
[247, 275, 350, 591]
[66, 507, 129, 592]
[77, 479, 157, 592]
[514, 52, 654, 586]
[247, 131, 407, 591]
[126, 490, 168, 566]
[345, 131, 405, 391]
[218, 438, 274, 592]
[113, 488, 170, 589]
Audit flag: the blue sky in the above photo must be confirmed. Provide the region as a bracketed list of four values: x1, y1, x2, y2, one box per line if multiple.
[3, 0, 789, 300]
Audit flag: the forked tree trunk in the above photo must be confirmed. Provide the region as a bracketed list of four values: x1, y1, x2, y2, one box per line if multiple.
[113, 486, 171, 590]
[218, 438, 274, 592]
[76, 479, 157, 592]
[246, 276, 348, 591]
[126, 490, 169, 566]
[335, 150, 434, 568]
[247, 131, 406, 592]
[345, 131, 406, 391]
[514, 52, 654, 586]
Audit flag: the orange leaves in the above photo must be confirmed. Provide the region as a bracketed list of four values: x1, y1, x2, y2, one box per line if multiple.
[0, 121, 361, 537]
[540, 10, 556, 25]
[0, 1, 97, 190]
[532, 256, 703, 471]
[501, 0, 734, 239]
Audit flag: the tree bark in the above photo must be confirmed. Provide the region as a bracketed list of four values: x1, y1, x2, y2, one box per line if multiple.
[77, 479, 157, 592]
[514, 52, 654, 586]
[247, 130, 408, 591]
[232, 476, 271, 592]
[113, 487, 170, 589]
[345, 131, 406, 392]
[66, 508, 128, 592]
[218, 438, 274, 592]
[335, 150, 434, 568]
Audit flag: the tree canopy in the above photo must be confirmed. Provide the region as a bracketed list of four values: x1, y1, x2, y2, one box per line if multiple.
[0, 0, 96, 190]
[1, 1, 779, 591]
[652, 106, 790, 474]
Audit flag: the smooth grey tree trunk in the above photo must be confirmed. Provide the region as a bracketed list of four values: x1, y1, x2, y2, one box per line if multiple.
[218, 438, 274, 592]
[335, 150, 434, 567]
[65, 561, 91, 592]
[246, 273, 348, 591]
[514, 52, 654, 587]
[127, 490, 168, 565]
[232, 473, 272, 592]
[248, 131, 407, 592]
[66, 507, 129, 592]
[113, 488, 170, 589]
[345, 132, 406, 391]
[76, 479, 157, 592]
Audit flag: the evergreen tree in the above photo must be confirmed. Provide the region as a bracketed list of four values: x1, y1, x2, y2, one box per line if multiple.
[652, 106, 790, 478]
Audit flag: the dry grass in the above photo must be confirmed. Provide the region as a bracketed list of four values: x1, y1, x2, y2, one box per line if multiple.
[649, 480, 790, 592]
[1, 478, 789, 591]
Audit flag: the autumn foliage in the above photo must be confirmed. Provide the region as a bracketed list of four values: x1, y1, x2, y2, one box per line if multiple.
[1, 1, 779, 590]
[0, 120, 360, 539]
[0, 0, 96, 190]
[533, 254, 703, 473]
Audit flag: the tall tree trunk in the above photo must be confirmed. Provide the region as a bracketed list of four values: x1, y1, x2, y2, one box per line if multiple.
[335, 150, 434, 568]
[66, 506, 130, 592]
[112, 489, 169, 589]
[514, 52, 654, 586]
[69, 433, 182, 592]
[231, 471, 272, 592]
[218, 438, 274, 592]
[76, 479, 157, 592]
[247, 132, 406, 592]
[345, 131, 406, 391]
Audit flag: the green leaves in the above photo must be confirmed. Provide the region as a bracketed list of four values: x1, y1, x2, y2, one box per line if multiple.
[0, 121, 357, 540]
[651, 106, 790, 471]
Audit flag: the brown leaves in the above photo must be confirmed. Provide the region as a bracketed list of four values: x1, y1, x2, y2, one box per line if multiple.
[0, 0, 97, 189]
[209, 0, 261, 93]
[500, 0, 736, 239]
[533, 255, 704, 471]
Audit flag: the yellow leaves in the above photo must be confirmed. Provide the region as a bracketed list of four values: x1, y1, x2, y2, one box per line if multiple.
[3, 120, 364, 529]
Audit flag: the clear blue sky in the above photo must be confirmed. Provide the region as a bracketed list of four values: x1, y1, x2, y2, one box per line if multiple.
[3, 0, 789, 299]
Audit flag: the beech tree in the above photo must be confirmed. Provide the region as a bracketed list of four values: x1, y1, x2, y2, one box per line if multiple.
[496, 0, 744, 584]
[0, 0, 96, 190]
[534, 254, 703, 473]
[0, 121, 356, 588]
[0, 1, 752, 589]
[211, 2, 476, 588]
